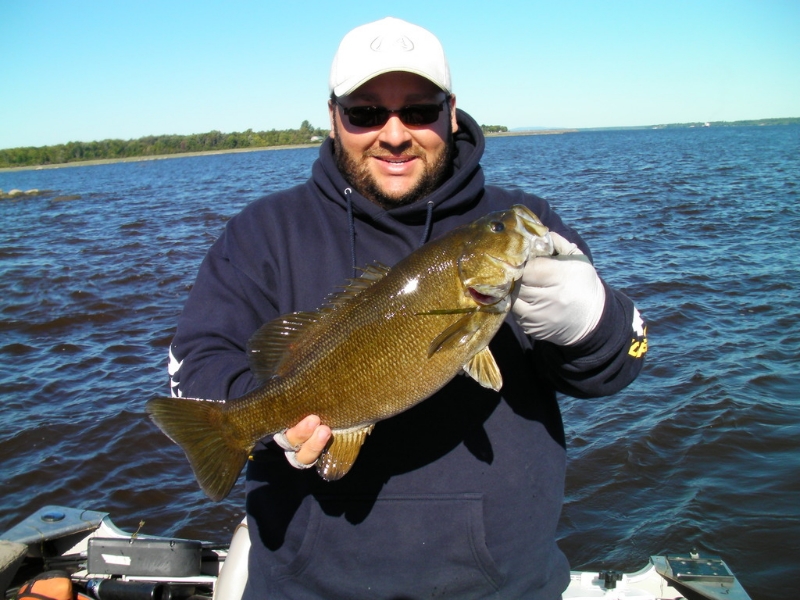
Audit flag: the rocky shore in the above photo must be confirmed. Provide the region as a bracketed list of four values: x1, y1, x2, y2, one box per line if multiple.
[0, 188, 81, 201]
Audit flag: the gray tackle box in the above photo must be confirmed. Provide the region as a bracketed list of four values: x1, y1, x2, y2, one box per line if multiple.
[87, 537, 202, 577]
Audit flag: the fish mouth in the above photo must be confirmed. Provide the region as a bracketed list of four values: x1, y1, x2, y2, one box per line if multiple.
[468, 280, 514, 306]
[465, 254, 523, 306]
[488, 255, 525, 272]
[513, 206, 554, 256]
[514, 205, 549, 238]
[488, 254, 527, 281]
[468, 287, 501, 305]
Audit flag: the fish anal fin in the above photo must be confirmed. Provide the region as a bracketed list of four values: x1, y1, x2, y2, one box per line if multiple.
[317, 424, 375, 481]
[427, 312, 481, 358]
[463, 347, 503, 391]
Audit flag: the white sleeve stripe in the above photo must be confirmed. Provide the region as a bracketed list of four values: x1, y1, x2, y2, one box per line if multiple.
[168, 346, 184, 398]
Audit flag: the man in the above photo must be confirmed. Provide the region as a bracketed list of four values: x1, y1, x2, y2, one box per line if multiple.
[169, 17, 647, 599]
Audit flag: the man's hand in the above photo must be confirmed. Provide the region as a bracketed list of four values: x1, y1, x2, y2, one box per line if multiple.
[512, 231, 606, 346]
[273, 415, 332, 469]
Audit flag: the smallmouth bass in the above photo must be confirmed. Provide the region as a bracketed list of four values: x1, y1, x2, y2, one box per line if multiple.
[146, 205, 553, 501]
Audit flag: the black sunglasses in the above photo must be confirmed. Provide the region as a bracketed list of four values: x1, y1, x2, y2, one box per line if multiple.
[335, 98, 449, 128]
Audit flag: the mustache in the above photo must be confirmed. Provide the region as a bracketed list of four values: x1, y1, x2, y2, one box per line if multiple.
[364, 148, 426, 161]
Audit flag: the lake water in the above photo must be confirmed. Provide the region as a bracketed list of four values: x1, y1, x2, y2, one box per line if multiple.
[1, 125, 798, 599]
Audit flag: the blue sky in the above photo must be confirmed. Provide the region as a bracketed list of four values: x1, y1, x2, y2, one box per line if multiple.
[1, 0, 798, 149]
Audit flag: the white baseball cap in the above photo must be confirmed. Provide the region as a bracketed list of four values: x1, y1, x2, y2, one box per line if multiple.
[329, 17, 452, 98]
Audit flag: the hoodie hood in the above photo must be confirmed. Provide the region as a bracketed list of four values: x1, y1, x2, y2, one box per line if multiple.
[312, 108, 487, 231]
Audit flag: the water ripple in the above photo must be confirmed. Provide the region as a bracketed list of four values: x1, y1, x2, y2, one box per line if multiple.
[2, 129, 798, 599]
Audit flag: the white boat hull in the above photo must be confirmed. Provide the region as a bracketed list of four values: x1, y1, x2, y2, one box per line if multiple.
[1, 505, 751, 600]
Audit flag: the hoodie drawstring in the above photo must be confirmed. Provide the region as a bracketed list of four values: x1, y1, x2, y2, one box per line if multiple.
[344, 188, 357, 277]
[420, 200, 435, 246]
[344, 191, 435, 277]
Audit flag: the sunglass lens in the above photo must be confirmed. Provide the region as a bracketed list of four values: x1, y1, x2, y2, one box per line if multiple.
[347, 106, 387, 127]
[399, 105, 437, 125]
[341, 102, 445, 127]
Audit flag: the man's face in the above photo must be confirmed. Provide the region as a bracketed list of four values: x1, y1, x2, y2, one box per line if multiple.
[328, 72, 458, 209]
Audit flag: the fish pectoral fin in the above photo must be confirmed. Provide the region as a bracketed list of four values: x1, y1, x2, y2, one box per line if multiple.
[317, 424, 375, 481]
[427, 312, 481, 358]
[463, 347, 503, 391]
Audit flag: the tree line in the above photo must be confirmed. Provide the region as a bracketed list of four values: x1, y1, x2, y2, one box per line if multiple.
[667, 117, 800, 128]
[0, 121, 329, 168]
[480, 125, 509, 133]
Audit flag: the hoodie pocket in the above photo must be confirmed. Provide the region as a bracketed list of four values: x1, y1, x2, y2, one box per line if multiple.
[272, 493, 504, 598]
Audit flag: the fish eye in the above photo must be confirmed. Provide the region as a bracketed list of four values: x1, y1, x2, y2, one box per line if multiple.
[490, 221, 505, 233]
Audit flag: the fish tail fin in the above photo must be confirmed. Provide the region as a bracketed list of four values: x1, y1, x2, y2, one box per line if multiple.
[146, 396, 250, 502]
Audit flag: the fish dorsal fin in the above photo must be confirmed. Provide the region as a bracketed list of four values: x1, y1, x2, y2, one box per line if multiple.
[317, 424, 375, 481]
[426, 311, 482, 358]
[463, 347, 503, 391]
[246, 265, 390, 382]
[358, 262, 391, 281]
[321, 263, 390, 310]
[246, 312, 319, 381]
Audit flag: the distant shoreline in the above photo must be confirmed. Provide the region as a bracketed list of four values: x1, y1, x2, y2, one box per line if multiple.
[485, 129, 578, 137]
[3, 119, 796, 173]
[0, 143, 323, 173]
[0, 131, 581, 173]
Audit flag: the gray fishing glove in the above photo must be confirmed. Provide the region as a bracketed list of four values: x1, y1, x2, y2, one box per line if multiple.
[511, 231, 606, 346]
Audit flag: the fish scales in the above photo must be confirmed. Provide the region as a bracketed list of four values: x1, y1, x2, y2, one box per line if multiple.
[146, 205, 553, 501]
[239, 246, 492, 430]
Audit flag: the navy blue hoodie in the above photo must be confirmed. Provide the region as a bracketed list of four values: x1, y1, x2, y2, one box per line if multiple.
[169, 110, 646, 599]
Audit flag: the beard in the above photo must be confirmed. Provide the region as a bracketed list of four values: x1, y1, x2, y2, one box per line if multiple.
[333, 119, 454, 209]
